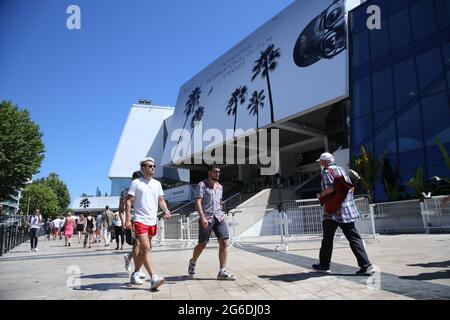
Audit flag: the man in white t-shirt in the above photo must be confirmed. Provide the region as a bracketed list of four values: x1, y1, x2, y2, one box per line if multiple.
[125, 157, 171, 291]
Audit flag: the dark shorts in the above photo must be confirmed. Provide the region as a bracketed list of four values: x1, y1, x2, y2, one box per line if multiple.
[198, 217, 229, 244]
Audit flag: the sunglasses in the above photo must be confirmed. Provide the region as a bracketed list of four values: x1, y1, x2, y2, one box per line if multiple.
[145, 164, 156, 168]
[212, 170, 221, 174]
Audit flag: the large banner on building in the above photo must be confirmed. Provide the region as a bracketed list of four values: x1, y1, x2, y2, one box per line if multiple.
[162, 0, 355, 166]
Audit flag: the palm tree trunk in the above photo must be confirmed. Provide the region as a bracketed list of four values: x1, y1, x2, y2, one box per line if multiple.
[172, 116, 189, 162]
[256, 109, 259, 129]
[233, 102, 238, 137]
[265, 61, 275, 123]
[186, 130, 195, 159]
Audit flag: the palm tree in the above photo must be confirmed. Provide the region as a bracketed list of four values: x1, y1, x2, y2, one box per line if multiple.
[225, 85, 248, 136]
[350, 146, 383, 203]
[251, 44, 281, 124]
[173, 87, 201, 162]
[247, 90, 265, 129]
[79, 197, 90, 209]
[186, 106, 205, 155]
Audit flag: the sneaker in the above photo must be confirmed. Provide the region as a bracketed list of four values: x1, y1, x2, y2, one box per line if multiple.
[356, 265, 375, 276]
[124, 254, 132, 273]
[130, 272, 144, 285]
[150, 275, 165, 291]
[188, 259, 196, 277]
[138, 271, 146, 279]
[312, 264, 330, 273]
[34, 248, 38, 252]
[217, 270, 236, 281]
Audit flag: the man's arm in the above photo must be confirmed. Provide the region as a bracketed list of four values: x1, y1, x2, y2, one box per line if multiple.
[158, 196, 171, 219]
[125, 194, 134, 229]
[316, 169, 335, 199]
[119, 197, 125, 227]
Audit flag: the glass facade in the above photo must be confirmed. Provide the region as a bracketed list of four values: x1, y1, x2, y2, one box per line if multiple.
[350, 0, 450, 201]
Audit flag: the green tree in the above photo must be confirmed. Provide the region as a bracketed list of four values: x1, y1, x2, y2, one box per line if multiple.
[405, 166, 427, 200]
[350, 146, 383, 202]
[36, 173, 70, 213]
[19, 183, 59, 217]
[0, 101, 45, 201]
[381, 156, 404, 201]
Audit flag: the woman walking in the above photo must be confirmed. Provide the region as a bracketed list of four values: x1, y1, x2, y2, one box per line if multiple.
[76, 214, 85, 244]
[113, 211, 124, 250]
[64, 212, 75, 247]
[83, 212, 96, 248]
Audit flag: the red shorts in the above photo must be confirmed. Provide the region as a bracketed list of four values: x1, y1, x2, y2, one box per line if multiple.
[133, 221, 157, 237]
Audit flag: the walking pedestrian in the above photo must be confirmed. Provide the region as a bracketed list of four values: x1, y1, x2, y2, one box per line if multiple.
[83, 212, 96, 248]
[51, 216, 61, 241]
[76, 214, 85, 244]
[312, 152, 375, 275]
[125, 157, 171, 291]
[121, 171, 146, 281]
[102, 205, 114, 247]
[28, 208, 42, 252]
[187, 165, 235, 280]
[113, 211, 124, 250]
[64, 212, 75, 247]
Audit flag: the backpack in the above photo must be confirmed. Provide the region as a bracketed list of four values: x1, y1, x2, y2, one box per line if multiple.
[319, 167, 354, 214]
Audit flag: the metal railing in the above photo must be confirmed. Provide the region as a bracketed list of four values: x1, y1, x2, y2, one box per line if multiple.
[372, 199, 423, 233]
[0, 221, 41, 256]
[420, 195, 450, 233]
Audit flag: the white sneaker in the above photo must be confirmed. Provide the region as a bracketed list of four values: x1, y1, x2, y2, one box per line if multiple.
[34, 248, 38, 252]
[124, 254, 132, 272]
[138, 271, 146, 279]
[150, 275, 165, 291]
[130, 272, 143, 285]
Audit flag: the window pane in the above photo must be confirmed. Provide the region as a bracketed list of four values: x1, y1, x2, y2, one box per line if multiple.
[374, 109, 394, 130]
[389, 10, 412, 51]
[410, 0, 437, 40]
[370, 20, 389, 59]
[443, 42, 450, 90]
[398, 150, 425, 171]
[421, 92, 450, 147]
[353, 31, 369, 68]
[416, 48, 446, 96]
[426, 144, 450, 166]
[435, 0, 450, 29]
[374, 112, 397, 156]
[372, 67, 394, 111]
[352, 75, 371, 118]
[427, 164, 449, 178]
[388, 0, 409, 16]
[352, 116, 372, 147]
[393, 58, 418, 112]
[397, 103, 423, 152]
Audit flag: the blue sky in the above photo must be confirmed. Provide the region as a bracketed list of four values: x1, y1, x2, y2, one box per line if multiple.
[0, 0, 293, 202]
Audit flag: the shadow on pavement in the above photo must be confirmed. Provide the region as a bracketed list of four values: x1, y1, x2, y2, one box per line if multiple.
[72, 282, 145, 292]
[407, 260, 450, 268]
[81, 272, 129, 279]
[259, 271, 361, 282]
[399, 270, 450, 281]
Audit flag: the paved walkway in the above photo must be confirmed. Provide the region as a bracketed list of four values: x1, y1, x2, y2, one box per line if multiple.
[1, 234, 449, 300]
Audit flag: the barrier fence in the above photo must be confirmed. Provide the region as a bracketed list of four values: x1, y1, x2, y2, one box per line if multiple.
[421, 195, 450, 233]
[152, 196, 379, 252]
[2, 195, 448, 256]
[0, 218, 40, 256]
